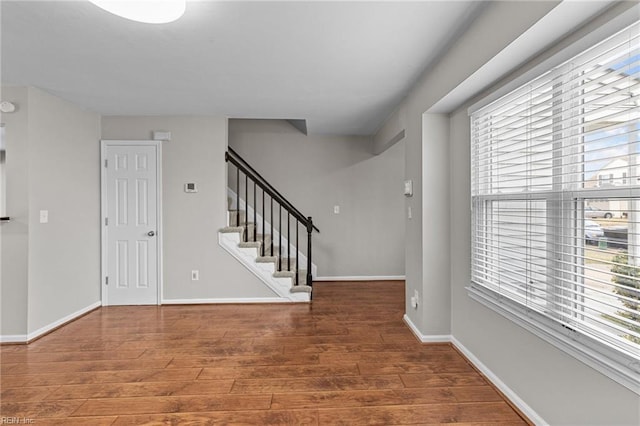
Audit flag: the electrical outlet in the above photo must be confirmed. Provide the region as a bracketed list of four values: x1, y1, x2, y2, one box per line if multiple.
[412, 290, 419, 309]
[334, 205, 340, 214]
[191, 270, 199, 281]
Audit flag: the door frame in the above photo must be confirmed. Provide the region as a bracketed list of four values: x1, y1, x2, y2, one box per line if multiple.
[100, 140, 163, 306]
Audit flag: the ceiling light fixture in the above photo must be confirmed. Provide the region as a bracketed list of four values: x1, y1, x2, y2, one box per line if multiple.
[89, 0, 186, 24]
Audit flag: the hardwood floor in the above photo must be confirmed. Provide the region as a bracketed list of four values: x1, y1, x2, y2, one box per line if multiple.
[0, 281, 530, 425]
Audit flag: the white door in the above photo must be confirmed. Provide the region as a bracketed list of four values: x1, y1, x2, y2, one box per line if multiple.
[102, 142, 160, 305]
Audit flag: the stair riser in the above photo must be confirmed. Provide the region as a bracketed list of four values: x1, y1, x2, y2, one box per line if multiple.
[222, 208, 313, 300]
[273, 270, 308, 286]
[244, 234, 272, 243]
[219, 232, 310, 302]
[228, 210, 247, 226]
[227, 207, 317, 279]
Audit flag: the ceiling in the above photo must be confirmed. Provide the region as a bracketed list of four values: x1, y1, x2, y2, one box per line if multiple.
[1, 1, 482, 135]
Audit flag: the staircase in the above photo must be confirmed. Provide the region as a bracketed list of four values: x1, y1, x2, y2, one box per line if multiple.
[218, 148, 319, 302]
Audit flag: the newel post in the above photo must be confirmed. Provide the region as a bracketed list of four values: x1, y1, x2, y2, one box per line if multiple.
[306, 217, 313, 292]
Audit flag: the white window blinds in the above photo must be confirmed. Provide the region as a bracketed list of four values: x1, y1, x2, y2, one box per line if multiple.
[470, 21, 640, 390]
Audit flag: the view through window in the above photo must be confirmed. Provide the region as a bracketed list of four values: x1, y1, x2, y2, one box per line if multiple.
[470, 21, 639, 390]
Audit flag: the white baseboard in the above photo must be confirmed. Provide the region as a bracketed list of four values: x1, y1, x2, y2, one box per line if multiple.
[162, 297, 295, 304]
[315, 275, 406, 281]
[450, 336, 547, 426]
[403, 314, 452, 342]
[0, 334, 28, 343]
[1, 301, 102, 344]
[401, 313, 545, 425]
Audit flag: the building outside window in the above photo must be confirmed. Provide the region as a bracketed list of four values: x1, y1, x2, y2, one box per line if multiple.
[470, 21, 640, 392]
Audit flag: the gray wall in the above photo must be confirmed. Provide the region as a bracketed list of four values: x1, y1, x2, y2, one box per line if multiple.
[101, 116, 275, 300]
[27, 88, 101, 333]
[0, 86, 101, 336]
[373, 1, 640, 424]
[229, 119, 405, 278]
[419, 113, 450, 336]
[449, 107, 640, 426]
[1, 87, 29, 336]
[376, 0, 560, 336]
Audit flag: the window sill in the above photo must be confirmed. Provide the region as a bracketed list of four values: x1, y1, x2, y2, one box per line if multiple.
[467, 285, 640, 395]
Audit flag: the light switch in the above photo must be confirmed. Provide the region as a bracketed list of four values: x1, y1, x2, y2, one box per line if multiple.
[39, 210, 48, 223]
[404, 180, 413, 197]
[334, 205, 340, 214]
[408, 206, 412, 219]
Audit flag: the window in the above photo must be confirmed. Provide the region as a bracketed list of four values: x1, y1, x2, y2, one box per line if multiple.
[470, 21, 640, 392]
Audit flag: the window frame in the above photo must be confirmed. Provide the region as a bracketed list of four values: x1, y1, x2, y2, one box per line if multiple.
[468, 20, 640, 394]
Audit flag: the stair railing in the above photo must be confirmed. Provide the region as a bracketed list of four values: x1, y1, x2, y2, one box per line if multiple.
[225, 147, 319, 290]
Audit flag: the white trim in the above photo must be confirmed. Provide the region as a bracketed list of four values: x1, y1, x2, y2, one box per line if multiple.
[218, 231, 310, 302]
[1, 301, 101, 343]
[0, 334, 27, 343]
[100, 140, 163, 306]
[315, 275, 406, 281]
[227, 187, 317, 277]
[161, 297, 294, 305]
[403, 314, 452, 343]
[467, 3, 640, 115]
[450, 335, 548, 426]
[401, 314, 546, 425]
[468, 286, 640, 394]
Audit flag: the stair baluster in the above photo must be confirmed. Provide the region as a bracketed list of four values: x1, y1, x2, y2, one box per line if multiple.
[287, 212, 291, 272]
[244, 174, 248, 242]
[236, 167, 240, 227]
[261, 189, 265, 257]
[279, 204, 282, 272]
[253, 181, 257, 243]
[225, 148, 320, 297]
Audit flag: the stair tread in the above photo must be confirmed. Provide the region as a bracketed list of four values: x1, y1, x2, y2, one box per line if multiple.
[273, 269, 307, 277]
[256, 256, 278, 263]
[222, 206, 313, 300]
[238, 241, 262, 248]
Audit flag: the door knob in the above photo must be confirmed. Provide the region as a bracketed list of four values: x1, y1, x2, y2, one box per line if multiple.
[147, 231, 155, 237]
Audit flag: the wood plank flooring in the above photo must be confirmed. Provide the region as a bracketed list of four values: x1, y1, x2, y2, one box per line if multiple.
[0, 281, 530, 425]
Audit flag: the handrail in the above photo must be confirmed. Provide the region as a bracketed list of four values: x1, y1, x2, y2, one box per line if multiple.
[226, 148, 319, 233]
[226, 147, 318, 293]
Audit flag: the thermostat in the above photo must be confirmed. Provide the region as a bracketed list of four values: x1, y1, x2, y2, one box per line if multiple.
[153, 131, 171, 141]
[184, 183, 198, 193]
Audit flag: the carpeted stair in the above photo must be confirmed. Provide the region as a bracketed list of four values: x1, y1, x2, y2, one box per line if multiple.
[220, 207, 312, 296]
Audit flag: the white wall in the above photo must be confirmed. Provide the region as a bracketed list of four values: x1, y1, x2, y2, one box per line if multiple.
[229, 119, 405, 278]
[0, 86, 101, 338]
[101, 116, 275, 300]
